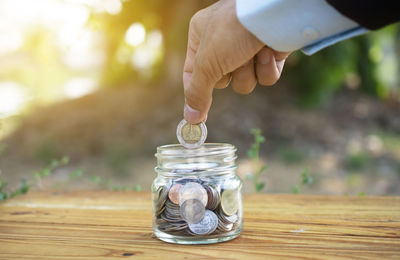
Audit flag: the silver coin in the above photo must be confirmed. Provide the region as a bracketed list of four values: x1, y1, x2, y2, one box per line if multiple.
[159, 221, 187, 232]
[188, 210, 218, 235]
[180, 199, 205, 224]
[178, 182, 208, 206]
[217, 220, 233, 232]
[176, 119, 207, 149]
[160, 211, 183, 223]
[223, 213, 238, 224]
[155, 186, 169, 216]
[164, 200, 182, 221]
[204, 184, 220, 210]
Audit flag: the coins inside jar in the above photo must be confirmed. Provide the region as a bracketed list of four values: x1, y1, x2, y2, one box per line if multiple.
[188, 210, 218, 235]
[176, 119, 207, 149]
[154, 176, 241, 237]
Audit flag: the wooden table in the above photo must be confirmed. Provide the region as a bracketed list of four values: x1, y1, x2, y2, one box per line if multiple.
[0, 191, 399, 259]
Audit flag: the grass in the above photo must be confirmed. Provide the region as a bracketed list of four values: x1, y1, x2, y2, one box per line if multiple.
[0, 144, 142, 202]
[246, 128, 267, 193]
[291, 168, 313, 194]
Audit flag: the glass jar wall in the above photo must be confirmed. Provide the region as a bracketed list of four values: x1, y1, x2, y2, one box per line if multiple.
[152, 143, 242, 244]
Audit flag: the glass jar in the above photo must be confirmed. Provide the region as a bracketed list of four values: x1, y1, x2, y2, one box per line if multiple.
[152, 143, 242, 244]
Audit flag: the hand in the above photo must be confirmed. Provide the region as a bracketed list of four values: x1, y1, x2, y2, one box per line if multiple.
[183, 0, 291, 124]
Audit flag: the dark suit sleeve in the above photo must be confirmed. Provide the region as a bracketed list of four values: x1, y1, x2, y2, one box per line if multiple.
[326, 0, 400, 30]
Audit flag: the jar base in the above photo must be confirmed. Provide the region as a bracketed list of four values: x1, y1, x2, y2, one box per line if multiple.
[153, 228, 241, 245]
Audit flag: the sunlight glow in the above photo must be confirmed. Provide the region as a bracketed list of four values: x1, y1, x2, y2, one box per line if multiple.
[0, 82, 26, 117]
[130, 30, 163, 70]
[147, 30, 163, 49]
[62, 29, 106, 70]
[63, 78, 98, 99]
[131, 47, 152, 69]
[65, 0, 122, 15]
[125, 23, 146, 47]
[0, 32, 23, 54]
[104, 0, 122, 15]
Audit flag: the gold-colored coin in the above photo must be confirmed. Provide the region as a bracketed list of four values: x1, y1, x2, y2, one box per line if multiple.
[176, 119, 207, 149]
[181, 123, 202, 144]
[221, 189, 239, 216]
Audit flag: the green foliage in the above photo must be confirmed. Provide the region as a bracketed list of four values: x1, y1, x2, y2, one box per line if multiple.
[247, 128, 267, 193]
[0, 145, 142, 202]
[69, 169, 84, 179]
[132, 185, 143, 191]
[291, 168, 313, 194]
[397, 162, 400, 175]
[344, 152, 369, 171]
[0, 145, 30, 201]
[89, 175, 111, 189]
[0, 144, 7, 156]
[106, 147, 131, 176]
[286, 24, 400, 106]
[9, 179, 30, 198]
[35, 139, 60, 164]
[278, 146, 304, 164]
[34, 156, 70, 189]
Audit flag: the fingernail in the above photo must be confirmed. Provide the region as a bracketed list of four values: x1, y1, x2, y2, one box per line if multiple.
[258, 51, 271, 65]
[276, 59, 286, 73]
[184, 104, 202, 123]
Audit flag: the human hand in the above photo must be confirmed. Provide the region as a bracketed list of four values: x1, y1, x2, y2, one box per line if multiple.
[183, 0, 291, 123]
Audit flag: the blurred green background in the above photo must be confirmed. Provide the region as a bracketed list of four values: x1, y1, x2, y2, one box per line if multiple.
[0, 0, 399, 196]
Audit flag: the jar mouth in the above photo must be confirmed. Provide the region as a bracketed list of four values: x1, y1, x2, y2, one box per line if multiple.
[155, 143, 237, 176]
[155, 143, 236, 158]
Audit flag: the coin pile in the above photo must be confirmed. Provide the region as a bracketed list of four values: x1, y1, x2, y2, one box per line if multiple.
[154, 177, 240, 236]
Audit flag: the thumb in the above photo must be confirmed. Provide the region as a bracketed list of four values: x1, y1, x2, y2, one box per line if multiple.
[184, 50, 220, 124]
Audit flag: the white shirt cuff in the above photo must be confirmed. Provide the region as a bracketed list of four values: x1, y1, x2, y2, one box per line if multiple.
[236, 0, 368, 55]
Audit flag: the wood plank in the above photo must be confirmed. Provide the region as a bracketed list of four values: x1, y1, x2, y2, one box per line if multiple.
[0, 191, 399, 259]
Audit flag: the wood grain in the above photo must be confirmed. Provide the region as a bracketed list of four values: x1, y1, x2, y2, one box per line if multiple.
[0, 191, 399, 259]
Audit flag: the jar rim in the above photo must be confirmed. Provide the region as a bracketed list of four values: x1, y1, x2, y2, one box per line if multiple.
[155, 143, 236, 158]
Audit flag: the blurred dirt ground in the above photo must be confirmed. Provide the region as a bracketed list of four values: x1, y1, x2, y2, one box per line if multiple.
[1, 82, 400, 195]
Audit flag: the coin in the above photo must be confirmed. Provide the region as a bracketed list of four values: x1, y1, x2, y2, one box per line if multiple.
[204, 184, 220, 210]
[217, 220, 233, 232]
[180, 199, 205, 224]
[155, 185, 169, 216]
[221, 189, 239, 216]
[176, 119, 207, 149]
[168, 184, 182, 204]
[222, 213, 238, 224]
[159, 221, 188, 232]
[217, 207, 238, 224]
[188, 210, 219, 235]
[178, 182, 208, 206]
